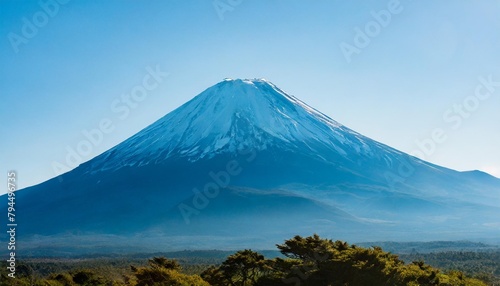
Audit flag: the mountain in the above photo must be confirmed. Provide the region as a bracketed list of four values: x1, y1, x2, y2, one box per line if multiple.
[2, 78, 500, 255]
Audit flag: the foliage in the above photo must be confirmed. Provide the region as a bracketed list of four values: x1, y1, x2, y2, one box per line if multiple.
[356, 241, 496, 254]
[200, 234, 488, 286]
[131, 256, 209, 286]
[201, 249, 267, 286]
[0, 267, 115, 286]
[401, 251, 500, 285]
[0, 237, 496, 286]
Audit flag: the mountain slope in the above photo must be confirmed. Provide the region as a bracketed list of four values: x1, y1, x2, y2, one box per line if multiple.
[86, 78, 401, 172]
[2, 78, 500, 254]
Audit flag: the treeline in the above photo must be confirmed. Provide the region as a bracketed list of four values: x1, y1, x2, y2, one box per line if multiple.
[356, 241, 497, 254]
[0, 234, 492, 285]
[401, 251, 500, 285]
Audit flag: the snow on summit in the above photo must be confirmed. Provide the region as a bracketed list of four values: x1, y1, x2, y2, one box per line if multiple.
[85, 79, 398, 172]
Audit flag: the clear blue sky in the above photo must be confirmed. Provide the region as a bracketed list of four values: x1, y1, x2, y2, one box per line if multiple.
[1, 0, 500, 193]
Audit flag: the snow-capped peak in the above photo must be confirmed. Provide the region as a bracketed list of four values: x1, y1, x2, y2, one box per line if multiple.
[86, 79, 392, 172]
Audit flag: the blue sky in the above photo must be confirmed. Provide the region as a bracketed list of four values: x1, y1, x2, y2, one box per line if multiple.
[1, 0, 500, 193]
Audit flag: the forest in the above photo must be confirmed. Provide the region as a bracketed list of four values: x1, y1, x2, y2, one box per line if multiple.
[1, 234, 498, 286]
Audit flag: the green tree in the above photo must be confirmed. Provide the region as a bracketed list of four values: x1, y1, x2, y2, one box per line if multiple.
[132, 256, 209, 286]
[148, 257, 182, 271]
[71, 269, 110, 286]
[200, 265, 229, 286]
[257, 234, 487, 286]
[201, 249, 267, 286]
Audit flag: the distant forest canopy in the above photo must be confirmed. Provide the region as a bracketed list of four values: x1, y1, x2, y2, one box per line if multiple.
[1, 234, 499, 286]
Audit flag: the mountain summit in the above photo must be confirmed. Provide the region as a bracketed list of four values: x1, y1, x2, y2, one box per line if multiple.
[89, 78, 354, 169]
[3, 79, 500, 254]
[87, 78, 402, 174]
